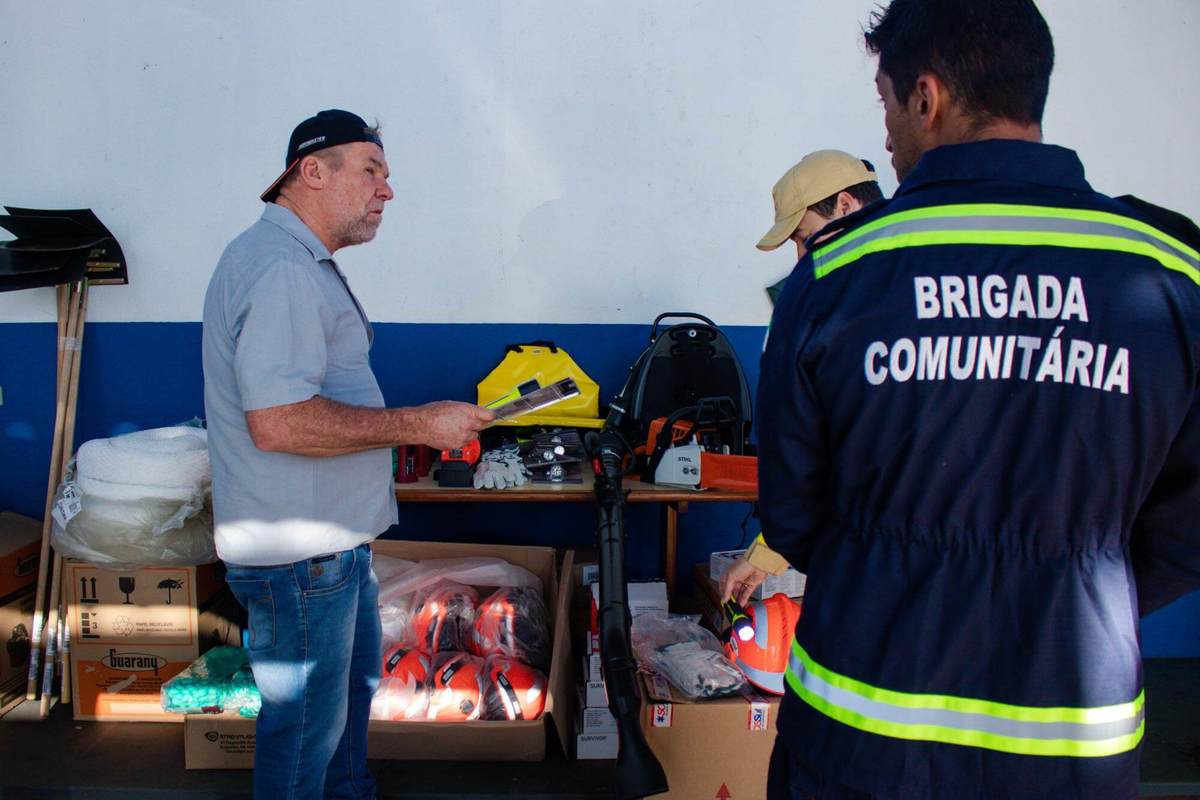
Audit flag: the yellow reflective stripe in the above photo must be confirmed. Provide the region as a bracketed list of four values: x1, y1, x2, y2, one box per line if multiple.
[786, 668, 1145, 758]
[792, 640, 1142, 725]
[815, 203, 1200, 262]
[811, 203, 1200, 286]
[814, 229, 1200, 285]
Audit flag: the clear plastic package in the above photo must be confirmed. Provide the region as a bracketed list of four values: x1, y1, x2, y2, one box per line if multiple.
[632, 614, 746, 700]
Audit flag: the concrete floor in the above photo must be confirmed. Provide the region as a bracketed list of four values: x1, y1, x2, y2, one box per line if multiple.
[0, 659, 1195, 799]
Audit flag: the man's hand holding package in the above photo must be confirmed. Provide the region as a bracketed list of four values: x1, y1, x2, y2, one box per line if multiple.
[418, 401, 495, 450]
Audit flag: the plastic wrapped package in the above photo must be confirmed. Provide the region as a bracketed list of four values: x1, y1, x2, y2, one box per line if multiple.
[482, 655, 547, 721]
[161, 646, 257, 715]
[371, 554, 415, 584]
[373, 645, 432, 721]
[379, 591, 418, 651]
[51, 426, 216, 569]
[376, 557, 543, 651]
[372, 676, 429, 722]
[470, 586, 551, 671]
[411, 582, 478, 654]
[376, 557, 542, 610]
[632, 614, 746, 700]
[76, 426, 210, 486]
[425, 651, 486, 721]
[225, 665, 262, 718]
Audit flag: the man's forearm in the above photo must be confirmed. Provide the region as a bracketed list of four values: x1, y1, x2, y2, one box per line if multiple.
[247, 396, 430, 457]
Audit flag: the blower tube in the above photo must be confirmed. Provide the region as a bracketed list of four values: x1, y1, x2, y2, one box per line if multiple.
[589, 428, 669, 799]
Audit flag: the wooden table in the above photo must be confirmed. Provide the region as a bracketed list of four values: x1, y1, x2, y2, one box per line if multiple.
[395, 472, 756, 594]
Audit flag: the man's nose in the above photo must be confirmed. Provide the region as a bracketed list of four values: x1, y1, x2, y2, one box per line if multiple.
[885, 135, 894, 154]
[379, 180, 395, 201]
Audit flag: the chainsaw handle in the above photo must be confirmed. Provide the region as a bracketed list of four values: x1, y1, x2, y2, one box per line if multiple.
[649, 312, 716, 344]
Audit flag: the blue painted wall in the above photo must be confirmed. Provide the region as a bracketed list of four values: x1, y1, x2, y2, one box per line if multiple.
[1, 321, 1196, 656]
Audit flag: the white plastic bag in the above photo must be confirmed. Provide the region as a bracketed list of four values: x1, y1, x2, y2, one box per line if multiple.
[377, 557, 542, 606]
[50, 425, 216, 568]
[376, 557, 543, 651]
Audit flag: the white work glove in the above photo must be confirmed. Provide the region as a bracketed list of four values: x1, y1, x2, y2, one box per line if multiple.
[473, 447, 530, 490]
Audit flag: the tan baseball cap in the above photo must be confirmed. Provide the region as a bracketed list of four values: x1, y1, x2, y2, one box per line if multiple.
[756, 150, 877, 251]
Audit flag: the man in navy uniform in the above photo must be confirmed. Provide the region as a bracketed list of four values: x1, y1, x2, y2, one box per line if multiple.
[754, 1, 1200, 797]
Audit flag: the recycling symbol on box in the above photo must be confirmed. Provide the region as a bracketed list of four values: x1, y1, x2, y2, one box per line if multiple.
[112, 616, 135, 637]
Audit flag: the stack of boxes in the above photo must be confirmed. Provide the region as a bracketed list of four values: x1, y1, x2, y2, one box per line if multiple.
[575, 564, 668, 759]
[0, 513, 42, 713]
[65, 561, 241, 721]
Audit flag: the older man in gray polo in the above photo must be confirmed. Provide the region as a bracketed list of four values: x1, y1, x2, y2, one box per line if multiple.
[202, 109, 492, 799]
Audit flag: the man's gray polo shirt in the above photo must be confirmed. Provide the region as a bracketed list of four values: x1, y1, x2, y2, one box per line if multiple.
[202, 203, 398, 566]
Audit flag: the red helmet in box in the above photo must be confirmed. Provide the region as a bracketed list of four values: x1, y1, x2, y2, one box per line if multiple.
[412, 583, 477, 654]
[471, 586, 551, 671]
[426, 652, 484, 722]
[382, 644, 429, 683]
[483, 656, 547, 721]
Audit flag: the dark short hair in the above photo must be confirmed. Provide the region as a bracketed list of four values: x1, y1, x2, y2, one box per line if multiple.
[864, 0, 1054, 126]
[809, 177, 885, 218]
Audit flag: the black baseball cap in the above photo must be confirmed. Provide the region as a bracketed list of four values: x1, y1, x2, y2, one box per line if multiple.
[260, 109, 384, 202]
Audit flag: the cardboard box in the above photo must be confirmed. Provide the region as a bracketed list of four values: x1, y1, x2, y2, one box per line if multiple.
[181, 541, 575, 767]
[185, 711, 257, 769]
[0, 513, 40, 710]
[366, 539, 573, 762]
[641, 676, 780, 800]
[583, 651, 602, 682]
[66, 560, 222, 722]
[710, 549, 806, 600]
[0, 586, 36, 709]
[693, 565, 729, 637]
[579, 703, 617, 734]
[589, 580, 668, 628]
[575, 722, 618, 759]
[0, 512, 41, 602]
[584, 680, 608, 708]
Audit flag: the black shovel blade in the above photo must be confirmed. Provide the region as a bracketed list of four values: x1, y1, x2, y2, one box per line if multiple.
[3, 207, 128, 287]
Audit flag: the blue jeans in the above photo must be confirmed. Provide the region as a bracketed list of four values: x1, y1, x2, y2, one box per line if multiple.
[225, 543, 381, 800]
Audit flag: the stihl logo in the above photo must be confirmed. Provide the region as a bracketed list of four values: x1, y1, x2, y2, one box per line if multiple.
[101, 649, 166, 674]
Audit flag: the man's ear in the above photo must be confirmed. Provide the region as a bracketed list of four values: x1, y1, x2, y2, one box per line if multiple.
[911, 73, 946, 131]
[836, 191, 862, 217]
[296, 155, 326, 190]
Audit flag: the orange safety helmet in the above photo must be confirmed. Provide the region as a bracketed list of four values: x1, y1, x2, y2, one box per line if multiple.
[382, 644, 430, 683]
[723, 593, 801, 695]
[412, 583, 477, 654]
[471, 586, 551, 671]
[483, 656, 547, 721]
[374, 647, 431, 721]
[426, 652, 485, 722]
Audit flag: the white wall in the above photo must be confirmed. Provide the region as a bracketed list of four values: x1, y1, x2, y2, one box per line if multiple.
[1, 0, 1196, 324]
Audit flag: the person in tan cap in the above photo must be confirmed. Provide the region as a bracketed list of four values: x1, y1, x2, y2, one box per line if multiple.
[758, 150, 883, 301]
[721, 152, 885, 605]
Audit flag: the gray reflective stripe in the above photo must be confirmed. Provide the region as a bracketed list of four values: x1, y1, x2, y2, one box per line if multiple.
[751, 599, 770, 651]
[787, 651, 1144, 743]
[736, 657, 784, 694]
[812, 208, 1200, 279]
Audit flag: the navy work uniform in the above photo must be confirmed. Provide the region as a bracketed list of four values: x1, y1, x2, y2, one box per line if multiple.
[756, 140, 1200, 799]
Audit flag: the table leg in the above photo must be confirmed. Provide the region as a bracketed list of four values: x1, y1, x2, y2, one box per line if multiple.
[662, 501, 688, 598]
